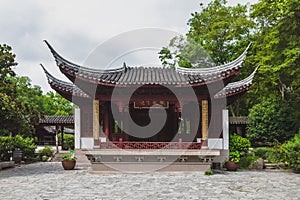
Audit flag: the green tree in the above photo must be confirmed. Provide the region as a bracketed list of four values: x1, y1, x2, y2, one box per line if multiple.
[0, 45, 43, 136]
[247, 98, 298, 145]
[187, 0, 254, 65]
[159, 0, 255, 117]
[0, 76, 44, 137]
[0, 44, 73, 138]
[250, 0, 300, 102]
[42, 91, 73, 116]
[159, 0, 254, 69]
[159, 35, 215, 68]
[245, 0, 300, 133]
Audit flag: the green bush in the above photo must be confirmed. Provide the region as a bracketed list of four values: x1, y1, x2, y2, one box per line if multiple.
[63, 134, 74, 150]
[282, 132, 300, 170]
[239, 155, 259, 169]
[204, 168, 213, 176]
[247, 99, 298, 146]
[58, 133, 74, 150]
[253, 147, 272, 159]
[265, 141, 284, 163]
[229, 134, 251, 163]
[229, 134, 251, 155]
[229, 151, 241, 162]
[37, 146, 54, 161]
[0, 135, 36, 161]
[254, 144, 286, 164]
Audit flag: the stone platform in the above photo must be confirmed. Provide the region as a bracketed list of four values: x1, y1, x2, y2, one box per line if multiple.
[85, 149, 220, 172]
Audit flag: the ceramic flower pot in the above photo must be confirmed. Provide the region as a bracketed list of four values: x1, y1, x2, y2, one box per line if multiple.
[225, 161, 238, 171]
[62, 160, 76, 170]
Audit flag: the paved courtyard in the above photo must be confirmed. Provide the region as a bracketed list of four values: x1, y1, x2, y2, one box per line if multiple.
[0, 162, 299, 199]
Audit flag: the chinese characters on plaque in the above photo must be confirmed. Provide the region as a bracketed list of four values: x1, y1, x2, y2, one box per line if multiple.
[134, 100, 169, 109]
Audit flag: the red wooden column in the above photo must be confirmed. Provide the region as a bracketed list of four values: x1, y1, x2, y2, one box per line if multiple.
[123, 106, 129, 141]
[104, 103, 109, 141]
[61, 126, 64, 150]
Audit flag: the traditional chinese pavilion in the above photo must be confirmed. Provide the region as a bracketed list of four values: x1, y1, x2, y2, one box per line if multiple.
[41, 41, 257, 169]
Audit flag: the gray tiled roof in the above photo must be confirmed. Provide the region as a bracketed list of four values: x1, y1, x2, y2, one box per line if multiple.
[214, 66, 259, 99]
[229, 116, 249, 125]
[44, 40, 250, 86]
[39, 116, 74, 125]
[41, 64, 90, 98]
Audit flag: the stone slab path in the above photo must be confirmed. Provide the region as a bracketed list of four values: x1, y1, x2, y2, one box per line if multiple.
[0, 162, 299, 199]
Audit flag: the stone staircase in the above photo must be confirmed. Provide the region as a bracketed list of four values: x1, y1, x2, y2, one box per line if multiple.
[264, 160, 287, 169]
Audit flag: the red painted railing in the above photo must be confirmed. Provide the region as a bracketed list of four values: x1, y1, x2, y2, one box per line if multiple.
[100, 141, 202, 149]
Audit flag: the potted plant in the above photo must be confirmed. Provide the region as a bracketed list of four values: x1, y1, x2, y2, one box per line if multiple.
[225, 151, 241, 171]
[61, 150, 76, 170]
[225, 134, 251, 171]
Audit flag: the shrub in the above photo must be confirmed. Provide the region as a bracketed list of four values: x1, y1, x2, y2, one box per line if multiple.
[282, 132, 300, 170]
[247, 99, 298, 146]
[204, 168, 213, 176]
[239, 155, 259, 169]
[253, 147, 272, 159]
[58, 133, 74, 150]
[264, 141, 284, 163]
[37, 146, 54, 161]
[254, 143, 285, 163]
[228, 134, 251, 163]
[229, 134, 251, 155]
[0, 135, 36, 161]
[229, 151, 241, 162]
[63, 134, 74, 150]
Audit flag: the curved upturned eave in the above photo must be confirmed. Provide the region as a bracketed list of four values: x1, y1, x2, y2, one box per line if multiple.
[175, 43, 251, 75]
[214, 65, 259, 99]
[41, 64, 90, 99]
[44, 40, 126, 74]
[45, 40, 250, 87]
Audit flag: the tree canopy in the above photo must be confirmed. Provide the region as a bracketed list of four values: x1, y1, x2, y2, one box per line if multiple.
[159, 0, 254, 68]
[0, 44, 73, 137]
[159, 0, 300, 143]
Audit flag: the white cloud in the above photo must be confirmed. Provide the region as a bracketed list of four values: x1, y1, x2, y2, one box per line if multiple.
[0, 0, 257, 92]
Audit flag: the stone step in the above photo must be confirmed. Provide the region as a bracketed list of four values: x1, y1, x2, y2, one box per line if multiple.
[264, 163, 287, 169]
[91, 162, 211, 173]
[0, 161, 14, 170]
[265, 163, 277, 169]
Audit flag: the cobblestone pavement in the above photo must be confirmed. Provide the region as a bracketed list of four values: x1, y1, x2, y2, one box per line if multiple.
[0, 162, 299, 200]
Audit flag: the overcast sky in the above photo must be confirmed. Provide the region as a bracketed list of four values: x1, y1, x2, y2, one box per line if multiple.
[0, 0, 257, 92]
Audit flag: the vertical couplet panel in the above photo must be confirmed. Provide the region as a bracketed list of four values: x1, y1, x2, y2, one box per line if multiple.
[202, 100, 208, 147]
[93, 100, 100, 141]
